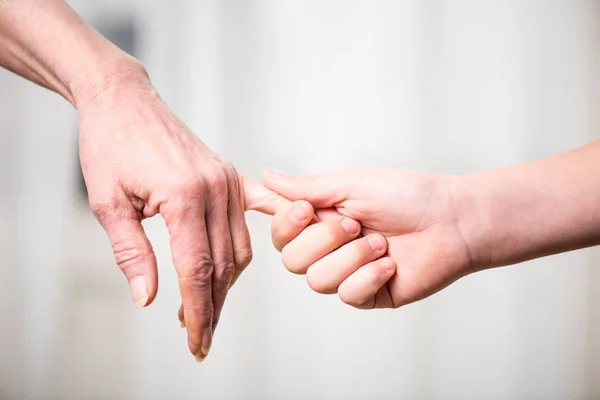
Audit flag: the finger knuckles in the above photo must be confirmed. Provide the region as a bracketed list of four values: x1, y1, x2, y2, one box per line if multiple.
[89, 194, 120, 223]
[271, 224, 292, 252]
[214, 260, 236, 287]
[206, 173, 229, 197]
[235, 246, 253, 269]
[169, 173, 206, 199]
[112, 241, 154, 272]
[184, 304, 214, 334]
[323, 220, 346, 244]
[306, 268, 335, 294]
[271, 225, 289, 251]
[178, 257, 214, 287]
[338, 289, 362, 308]
[281, 247, 307, 274]
[186, 300, 213, 317]
[345, 242, 371, 265]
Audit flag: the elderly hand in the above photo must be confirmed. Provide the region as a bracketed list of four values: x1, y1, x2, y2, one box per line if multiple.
[0, 0, 275, 363]
[77, 67, 289, 362]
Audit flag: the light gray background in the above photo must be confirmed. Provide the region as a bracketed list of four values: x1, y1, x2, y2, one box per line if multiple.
[1, 1, 599, 399]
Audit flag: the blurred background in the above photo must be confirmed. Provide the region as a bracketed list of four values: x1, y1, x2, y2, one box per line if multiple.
[1, 0, 600, 399]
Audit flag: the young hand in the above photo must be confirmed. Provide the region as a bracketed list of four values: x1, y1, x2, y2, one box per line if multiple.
[264, 167, 473, 309]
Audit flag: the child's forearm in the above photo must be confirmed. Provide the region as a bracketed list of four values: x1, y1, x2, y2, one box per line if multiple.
[456, 140, 600, 271]
[0, 0, 147, 107]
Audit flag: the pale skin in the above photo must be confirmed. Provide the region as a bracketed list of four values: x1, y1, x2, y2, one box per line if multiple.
[264, 141, 600, 309]
[0, 0, 286, 362]
[4, 0, 600, 363]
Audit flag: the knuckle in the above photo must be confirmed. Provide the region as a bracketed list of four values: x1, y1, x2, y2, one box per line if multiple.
[184, 302, 214, 328]
[281, 247, 305, 275]
[323, 220, 343, 244]
[89, 194, 120, 222]
[306, 269, 333, 294]
[271, 226, 290, 252]
[112, 242, 153, 271]
[272, 215, 302, 246]
[206, 173, 228, 197]
[346, 241, 370, 263]
[170, 174, 204, 198]
[338, 290, 361, 308]
[177, 256, 214, 285]
[272, 240, 284, 253]
[214, 261, 235, 286]
[235, 246, 253, 269]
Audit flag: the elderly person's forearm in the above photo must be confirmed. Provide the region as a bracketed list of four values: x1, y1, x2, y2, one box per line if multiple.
[0, 0, 146, 107]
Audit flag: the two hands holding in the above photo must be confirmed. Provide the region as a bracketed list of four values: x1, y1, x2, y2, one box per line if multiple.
[83, 82, 600, 362]
[76, 73, 481, 362]
[76, 72, 471, 362]
[3, 0, 600, 365]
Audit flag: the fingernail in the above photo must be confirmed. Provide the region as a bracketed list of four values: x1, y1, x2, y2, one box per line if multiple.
[367, 234, 386, 251]
[380, 258, 396, 272]
[130, 276, 149, 308]
[341, 217, 361, 235]
[180, 320, 186, 328]
[291, 202, 310, 222]
[201, 330, 212, 357]
[195, 351, 206, 363]
[269, 168, 285, 178]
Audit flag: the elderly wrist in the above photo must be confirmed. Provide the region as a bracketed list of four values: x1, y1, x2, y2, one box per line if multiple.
[70, 55, 153, 111]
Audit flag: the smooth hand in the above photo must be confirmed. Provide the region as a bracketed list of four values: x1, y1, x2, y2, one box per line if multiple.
[264, 167, 474, 309]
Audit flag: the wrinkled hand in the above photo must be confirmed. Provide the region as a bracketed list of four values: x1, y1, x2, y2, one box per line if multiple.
[264, 167, 474, 309]
[78, 78, 285, 362]
[177, 178, 292, 339]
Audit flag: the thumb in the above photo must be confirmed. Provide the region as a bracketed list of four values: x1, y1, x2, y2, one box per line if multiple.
[262, 168, 354, 208]
[98, 211, 158, 308]
[242, 175, 291, 215]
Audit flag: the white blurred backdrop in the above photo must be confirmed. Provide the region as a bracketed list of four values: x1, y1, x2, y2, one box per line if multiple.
[1, 0, 600, 399]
